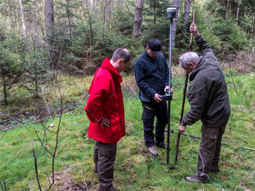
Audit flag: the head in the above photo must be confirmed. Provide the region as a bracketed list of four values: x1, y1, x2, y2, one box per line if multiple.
[179, 52, 200, 73]
[111, 48, 133, 72]
[146, 38, 163, 59]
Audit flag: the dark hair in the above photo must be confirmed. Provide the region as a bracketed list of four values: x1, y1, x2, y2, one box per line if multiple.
[111, 48, 132, 64]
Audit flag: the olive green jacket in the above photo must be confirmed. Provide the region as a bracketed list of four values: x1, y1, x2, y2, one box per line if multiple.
[182, 35, 231, 127]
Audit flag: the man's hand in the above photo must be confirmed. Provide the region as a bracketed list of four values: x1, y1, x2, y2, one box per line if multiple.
[164, 86, 174, 94]
[178, 124, 186, 133]
[190, 22, 200, 38]
[100, 117, 110, 128]
[154, 93, 163, 103]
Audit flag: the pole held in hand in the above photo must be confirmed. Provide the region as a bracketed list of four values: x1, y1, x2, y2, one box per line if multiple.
[175, 9, 196, 165]
[166, 7, 176, 164]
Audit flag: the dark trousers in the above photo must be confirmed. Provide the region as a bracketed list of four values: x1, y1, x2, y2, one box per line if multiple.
[142, 101, 168, 147]
[94, 141, 117, 191]
[196, 122, 227, 180]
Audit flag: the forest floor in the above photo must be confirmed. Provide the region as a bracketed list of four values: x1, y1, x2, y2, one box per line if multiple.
[1, 69, 255, 190]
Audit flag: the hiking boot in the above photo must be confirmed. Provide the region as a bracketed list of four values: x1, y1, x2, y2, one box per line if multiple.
[210, 164, 220, 172]
[155, 141, 169, 150]
[185, 175, 208, 183]
[147, 146, 158, 156]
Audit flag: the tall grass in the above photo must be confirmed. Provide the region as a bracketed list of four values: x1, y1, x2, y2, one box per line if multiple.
[0, 73, 255, 191]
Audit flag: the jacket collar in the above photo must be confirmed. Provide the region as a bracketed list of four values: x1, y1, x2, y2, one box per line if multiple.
[101, 58, 123, 84]
[144, 50, 155, 60]
[190, 56, 205, 81]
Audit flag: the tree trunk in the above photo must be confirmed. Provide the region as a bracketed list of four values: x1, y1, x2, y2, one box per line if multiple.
[86, 0, 93, 9]
[236, 3, 240, 25]
[18, 0, 26, 37]
[89, 15, 93, 60]
[226, 0, 230, 19]
[105, 0, 111, 22]
[45, 0, 54, 44]
[172, 0, 180, 48]
[66, 0, 72, 39]
[32, 35, 39, 98]
[223, 0, 226, 19]
[251, 13, 255, 39]
[132, 0, 144, 37]
[181, 0, 192, 41]
[154, 0, 157, 23]
[45, 0, 54, 69]
[2, 74, 7, 105]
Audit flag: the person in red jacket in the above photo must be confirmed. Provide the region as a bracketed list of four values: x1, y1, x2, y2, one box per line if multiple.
[85, 48, 132, 191]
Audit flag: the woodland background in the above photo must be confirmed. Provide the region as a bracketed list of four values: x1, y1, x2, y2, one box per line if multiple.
[0, 0, 255, 108]
[0, 0, 255, 191]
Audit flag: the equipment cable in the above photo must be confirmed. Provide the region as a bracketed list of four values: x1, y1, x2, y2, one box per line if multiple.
[184, 130, 225, 190]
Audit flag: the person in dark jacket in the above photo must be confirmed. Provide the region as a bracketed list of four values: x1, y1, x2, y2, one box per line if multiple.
[178, 23, 231, 183]
[134, 38, 173, 156]
[85, 48, 132, 191]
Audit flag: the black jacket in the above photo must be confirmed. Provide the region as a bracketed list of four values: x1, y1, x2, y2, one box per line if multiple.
[134, 50, 169, 102]
[182, 35, 231, 127]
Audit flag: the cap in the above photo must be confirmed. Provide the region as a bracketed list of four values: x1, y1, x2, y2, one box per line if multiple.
[148, 38, 163, 57]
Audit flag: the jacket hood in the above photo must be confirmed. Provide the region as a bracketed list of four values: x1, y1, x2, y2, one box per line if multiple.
[101, 58, 123, 84]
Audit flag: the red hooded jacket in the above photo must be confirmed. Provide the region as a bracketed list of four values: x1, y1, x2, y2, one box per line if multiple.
[85, 58, 125, 143]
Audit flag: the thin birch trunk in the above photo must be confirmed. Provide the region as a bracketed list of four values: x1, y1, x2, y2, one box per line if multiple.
[236, 3, 240, 25]
[18, 0, 26, 37]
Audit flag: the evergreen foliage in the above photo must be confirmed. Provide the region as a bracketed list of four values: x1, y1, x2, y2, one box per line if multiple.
[0, 0, 254, 106]
[0, 33, 25, 105]
[23, 44, 48, 98]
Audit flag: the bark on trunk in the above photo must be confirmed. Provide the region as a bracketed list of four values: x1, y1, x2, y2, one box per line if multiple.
[226, 0, 230, 18]
[45, 0, 54, 44]
[132, 0, 144, 37]
[2, 74, 7, 105]
[251, 13, 255, 39]
[86, 0, 93, 9]
[236, 3, 240, 25]
[181, 0, 192, 41]
[154, 0, 157, 23]
[18, 0, 26, 37]
[45, 0, 54, 69]
[172, 0, 180, 48]
[105, 0, 111, 22]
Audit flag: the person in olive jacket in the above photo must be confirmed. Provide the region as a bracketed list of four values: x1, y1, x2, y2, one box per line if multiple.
[134, 38, 173, 156]
[178, 23, 231, 183]
[85, 48, 132, 191]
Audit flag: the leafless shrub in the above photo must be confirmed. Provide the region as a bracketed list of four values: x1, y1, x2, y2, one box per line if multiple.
[220, 51, 255, 73]
[121, 75, 138, 96]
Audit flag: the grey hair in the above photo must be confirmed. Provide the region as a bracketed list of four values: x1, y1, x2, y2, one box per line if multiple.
[179, 52, 199, 68]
